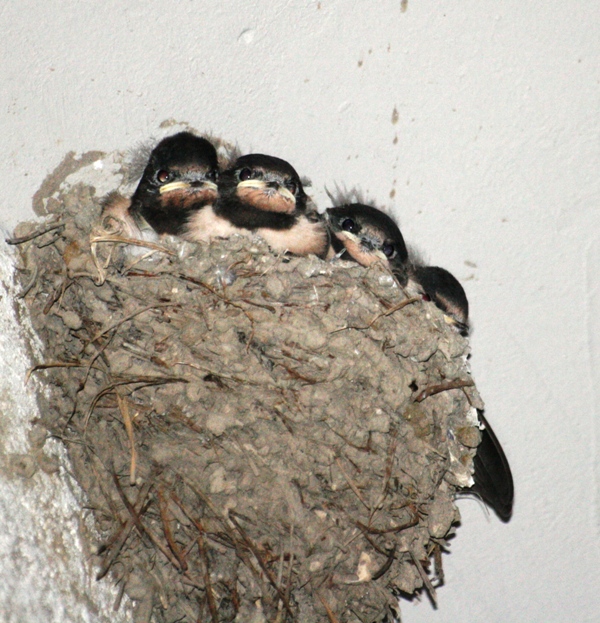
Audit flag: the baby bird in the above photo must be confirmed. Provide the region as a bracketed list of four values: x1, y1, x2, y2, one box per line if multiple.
[211, 154, 330, 258]
[412, 265, 469, 336]
[470, 410, 514, 522]
[326, 202, 514, 521]
[326, 203, 410, 285]
[101, 131, 220, 242]
[413, 265, 513, 520]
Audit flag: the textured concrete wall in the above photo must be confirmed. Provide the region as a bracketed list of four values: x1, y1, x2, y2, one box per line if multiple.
[0, 242, 131, 622]
[1, 1, 599, 621]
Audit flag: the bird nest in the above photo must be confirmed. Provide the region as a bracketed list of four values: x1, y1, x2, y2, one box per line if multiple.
[11, 153, 483, 623]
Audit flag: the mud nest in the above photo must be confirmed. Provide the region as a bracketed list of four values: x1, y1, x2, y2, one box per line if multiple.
[11, 153, 484, 623]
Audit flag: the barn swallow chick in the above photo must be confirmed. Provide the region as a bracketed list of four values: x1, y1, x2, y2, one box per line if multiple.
[412, 265, 469, 336]
[468, 410, 514, 522]
[212, 154, 330, 257]
[325, 204, 513, 519]
[100, 191, 147, 241]
[130, 131, 219, 236]
[413, 269, 513, 520]
[101, 131, 220, 243]
[326, 203, 410, 286]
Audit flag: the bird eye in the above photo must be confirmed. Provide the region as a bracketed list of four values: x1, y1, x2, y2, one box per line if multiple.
[156, 169, 171, 184]
[239, 168, 252, 181]
[382, 243, 396, 258]
[341, 218, 358, 233]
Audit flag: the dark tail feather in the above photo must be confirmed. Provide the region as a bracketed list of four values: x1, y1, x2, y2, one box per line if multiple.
[469, 410, 514, 522]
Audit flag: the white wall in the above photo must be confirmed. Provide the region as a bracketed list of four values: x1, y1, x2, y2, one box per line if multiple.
[1, 2, 599, 621]
[0, 243, 132, 622]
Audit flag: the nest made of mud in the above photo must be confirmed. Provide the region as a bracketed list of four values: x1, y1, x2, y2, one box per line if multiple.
[11, 162, 482, 623]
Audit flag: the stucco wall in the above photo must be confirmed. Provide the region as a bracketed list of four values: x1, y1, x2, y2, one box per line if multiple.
[0, 241, 132, 622]
[1, 2, 599, 621]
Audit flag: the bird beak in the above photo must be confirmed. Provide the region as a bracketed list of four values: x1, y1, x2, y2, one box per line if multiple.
[200, 180, 219, 192]
[238, 179, 295, 202]
[277, 186, 296, 203]
[159, 181, 191, 194]
[237, 179, 296, 214]
[334, 229, 358, 243]
[238, 179, 267, 191]
[159, 180, 218, 195]
[373, 249, 389, 262]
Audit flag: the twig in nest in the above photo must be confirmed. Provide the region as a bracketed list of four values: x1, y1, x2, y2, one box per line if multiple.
[80, 328, 116, 394]
[278, 361, 319, 385]
[96, 482, 152, 580]
[6, 220, 66, 245]
[174, 360, 261, 386]
[112, 578, 126, 613]
[112, 474, 184, 572]
[84, 375, 187, 432]
[410, 550, 437, 608]
[177, 274, 259, 344]
[169, 492, 208, 538]
[335, 457, 371, 512]
[354, 526, 389, 559]
[89, 232, 114, 286]
[157, 488, 188, 572]
[89, 301, 181, 345]
[37, 228, 64, 248]
[228, 512, 295, 618]
[90, 232, 177, 255]
[89, 456, 127, 524]
[17, 265, 39, 299]
[197, 535, 219, 623]
[26, 360, 100, 384]
[186, 483, 229, 526]
[124, 249, 177, 276]
[284, 525, 295, 616]
[374, 425, 399, 509]
[325, 424, 373, 454]
[43, 276, 73, 314]
[275, 534, 286, 609]
[89, 229, 175, 286]
[377, 296, 421, 319]
[371, 546, 397, 581]
[183, 484, 268, 589]
[414, 378, 474, 403]
[268, 405, 294, 435]
[355, 508, 419, 535]
[431, 541, 445, 586]
[61, 344, 114, 434]
[119, 269, 160, 279]
[116, 393, 137, 485]
[329, 296, 420, 334]
[171, 489, 250, 603]
[317, 592, 341, 623]
[176, 272, 274, 313]
[166, 406, 206, 435]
